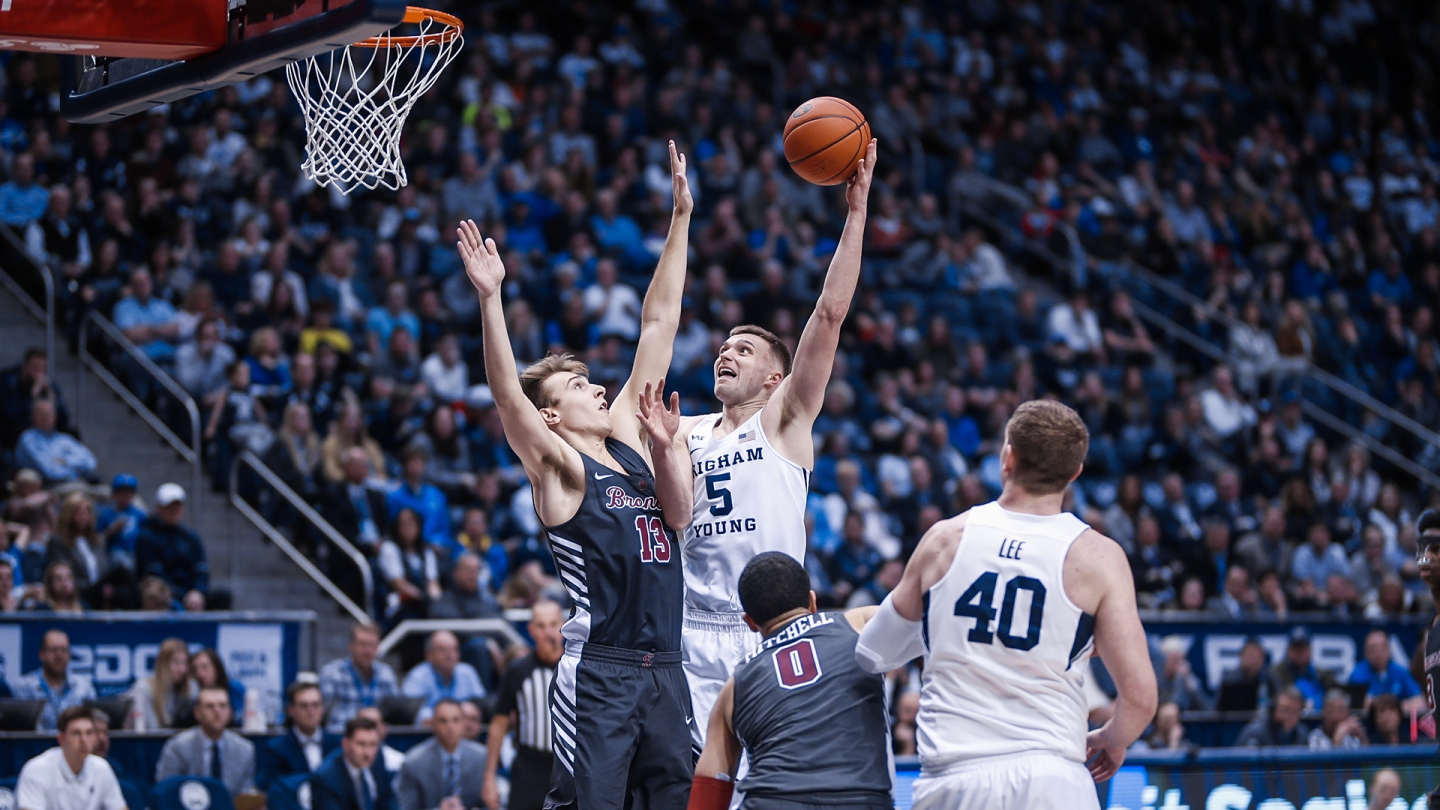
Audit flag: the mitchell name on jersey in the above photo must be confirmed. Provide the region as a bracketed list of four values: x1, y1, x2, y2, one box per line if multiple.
[741, 612, 836, 666]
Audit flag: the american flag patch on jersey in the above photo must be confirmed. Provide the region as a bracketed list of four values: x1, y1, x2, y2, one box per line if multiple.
[738, 430, 756, 443]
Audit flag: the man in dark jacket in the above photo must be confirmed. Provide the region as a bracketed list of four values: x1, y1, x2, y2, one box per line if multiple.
[1234, 687, 1310, 746]
[0, 347, 70, 449]
[257, 682, 341, 790]
[135, 483, 229, 610]
[311, 717, 397, 810]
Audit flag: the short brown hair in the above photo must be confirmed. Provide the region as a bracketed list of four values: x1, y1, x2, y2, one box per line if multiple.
[519, 354, 590, 409]
[344, 716, 380, 738]
[57, 705, 94, 733]
[729, 325, 791, 376]
[287, 681, 321, 706]
[1003, 400, 1088, 494]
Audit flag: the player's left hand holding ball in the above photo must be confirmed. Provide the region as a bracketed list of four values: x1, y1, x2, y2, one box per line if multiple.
[1084, 725, 1126, 783]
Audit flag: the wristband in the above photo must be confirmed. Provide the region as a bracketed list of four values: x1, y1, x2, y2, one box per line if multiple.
[687, 775, 735, 810]
[855, 593, 927, 673]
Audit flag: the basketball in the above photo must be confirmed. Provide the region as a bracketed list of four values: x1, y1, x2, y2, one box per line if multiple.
[782, 96, 871, 186]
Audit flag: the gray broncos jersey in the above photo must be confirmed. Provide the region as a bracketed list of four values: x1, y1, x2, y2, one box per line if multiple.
[731, 612, 893, 801]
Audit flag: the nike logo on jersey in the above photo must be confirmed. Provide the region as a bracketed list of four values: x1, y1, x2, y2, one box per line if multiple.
[594, 473, 613, 480]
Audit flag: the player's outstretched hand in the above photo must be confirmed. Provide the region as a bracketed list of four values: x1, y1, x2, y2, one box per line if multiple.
[670, 140, 693, 217]
[636, 378, 681, 448]
[457, 219, 505, 300]
[1084, 726, 1126, 783]
[846, 138, 878, 212]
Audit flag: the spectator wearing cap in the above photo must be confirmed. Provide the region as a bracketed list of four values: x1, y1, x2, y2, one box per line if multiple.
[11, 630, 96, 730]
[14, 705, 126, 810]
[16, 399, 97, 487]
[135, 484, 225, 611]
[319, 624, 402, 735]
[1266, 627, 1334, 709]
[400, 631, 485, 723]
[0, 347, 71, 449]
[97, 474, 146, 568]
[385, 447, 451, 551]
[1348, 629, 1424, 711]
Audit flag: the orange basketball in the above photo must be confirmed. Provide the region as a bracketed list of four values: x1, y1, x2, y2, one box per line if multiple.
[782, 96, 871, 186]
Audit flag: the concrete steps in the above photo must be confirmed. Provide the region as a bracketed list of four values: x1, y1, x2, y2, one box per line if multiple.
[0, 285, 354, 669]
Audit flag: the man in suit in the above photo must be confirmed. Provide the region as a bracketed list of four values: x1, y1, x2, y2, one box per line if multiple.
[257, 682, 341, 790]
[311, 717, 397, 810]
[397, 699, 486, 810]
[155, 686, 256, 797]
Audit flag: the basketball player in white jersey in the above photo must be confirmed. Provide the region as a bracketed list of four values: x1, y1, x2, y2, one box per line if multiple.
[641, 139, 877, 752]
[854, 400, 1156, 809]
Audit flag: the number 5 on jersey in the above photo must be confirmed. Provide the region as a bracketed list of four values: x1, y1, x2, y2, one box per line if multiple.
[635, 516, 671, 563]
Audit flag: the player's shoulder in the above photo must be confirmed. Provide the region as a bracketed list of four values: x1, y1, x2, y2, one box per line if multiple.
[911, 511, 969, 572]
[1063, 527, 1133, 611]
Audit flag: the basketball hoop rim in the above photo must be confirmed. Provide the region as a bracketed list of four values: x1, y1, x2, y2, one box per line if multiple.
[351, 6, 462, 49]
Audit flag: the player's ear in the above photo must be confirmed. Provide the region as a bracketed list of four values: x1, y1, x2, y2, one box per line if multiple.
[807, 591, 817, 615]
[742, 615, 760, 633]
[538, 407, 561, 426]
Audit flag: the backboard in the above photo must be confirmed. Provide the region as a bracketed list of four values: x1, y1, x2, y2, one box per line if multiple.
[0, 0, 409, 123]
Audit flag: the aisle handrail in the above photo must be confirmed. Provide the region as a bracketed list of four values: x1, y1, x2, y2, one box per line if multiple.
[77, 309, 202, 523]
[0, 221, 55, 365]
[229, 450, 373, 624]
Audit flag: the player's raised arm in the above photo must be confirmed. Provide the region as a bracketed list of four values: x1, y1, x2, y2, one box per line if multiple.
[688, 678, 743, 810]
[458, 221, 576, 487]
[1080, 530, 1158, 783]
[767, 139, 877, 463]
[611, 141, 693, 456]
[637, 379, 695, 530]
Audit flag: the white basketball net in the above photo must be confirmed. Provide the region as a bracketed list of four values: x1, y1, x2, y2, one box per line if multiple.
[285, 9, 463, 194]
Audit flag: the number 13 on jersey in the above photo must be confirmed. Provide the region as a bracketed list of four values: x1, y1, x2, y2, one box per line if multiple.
[635, 516, 671, 563]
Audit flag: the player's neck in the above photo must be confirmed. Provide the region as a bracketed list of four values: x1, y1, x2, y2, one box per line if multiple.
[559, 427, 611, 464]
[719, 396, 767, 435]
[760, 608, 812, 637]
[996, 487, 1066, 516]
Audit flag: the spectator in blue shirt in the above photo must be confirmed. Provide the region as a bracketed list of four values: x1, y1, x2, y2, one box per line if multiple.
[97, 473, 147, 568]
[1367, 259, 1413, 313]
[0, 153, 50, 226]
[367, 282, 421, 359]
[386, 447, 452, 551]
[112, 268, 180, 363]
[1289, 523, 1352, 607]
[1348, 629, 1423, 709]
[10, 629, 97, 730]
[16, 398, 97, 485]
[589, 188, 649, 271]
[399, 630, 485, 723]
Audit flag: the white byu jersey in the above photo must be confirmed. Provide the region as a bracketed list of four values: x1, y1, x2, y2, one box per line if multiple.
[683, 410, 809, 612]
[918, 501, 1094, 770]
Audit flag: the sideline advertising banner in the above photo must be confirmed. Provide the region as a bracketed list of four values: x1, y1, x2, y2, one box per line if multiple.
[1139, 618, 1424, 691]
[0, 612, 311, 724]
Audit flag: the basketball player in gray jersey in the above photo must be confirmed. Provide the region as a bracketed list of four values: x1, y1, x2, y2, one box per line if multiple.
[687, 553, 890, 810]
[642, 139, 878, 754]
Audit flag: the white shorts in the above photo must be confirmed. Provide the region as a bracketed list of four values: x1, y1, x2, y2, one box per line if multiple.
[682, 607, 760, 749]
[911, 753, 1099, 810]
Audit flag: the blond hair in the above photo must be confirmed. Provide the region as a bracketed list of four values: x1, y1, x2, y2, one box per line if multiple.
[519, 354, 590, 409]
[150, 638, 192, 727]
[1004, 400, 1089, 495]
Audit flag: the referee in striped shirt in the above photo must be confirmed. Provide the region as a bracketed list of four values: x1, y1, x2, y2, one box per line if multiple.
[482, 599, 562, 810]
